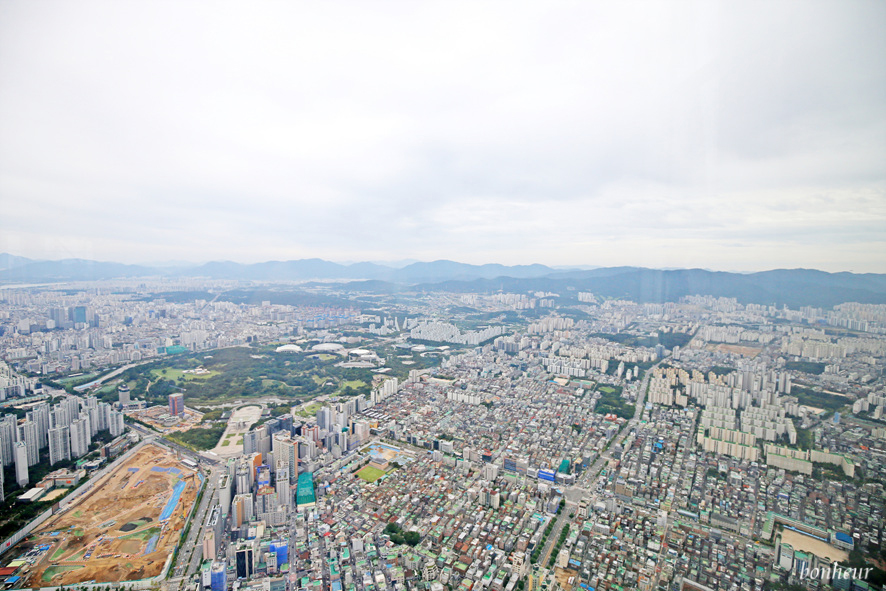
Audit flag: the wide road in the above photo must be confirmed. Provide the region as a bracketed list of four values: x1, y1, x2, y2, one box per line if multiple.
[538, 509, 570, 569]
[73, 359, 152, 391]
[574, 361, 660, 492]
[169, 464, 218, 590]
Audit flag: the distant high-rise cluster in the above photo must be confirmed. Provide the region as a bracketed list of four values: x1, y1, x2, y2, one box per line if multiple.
[1, 394, 125, 496]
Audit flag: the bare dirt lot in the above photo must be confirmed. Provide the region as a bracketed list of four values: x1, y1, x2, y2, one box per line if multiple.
[710, 343, 762, 358]
[15, 443, 201, 587]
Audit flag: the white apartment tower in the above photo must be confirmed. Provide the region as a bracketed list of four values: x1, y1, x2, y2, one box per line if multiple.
[49, 426, 71, 465]
[70, 415, 91, 458]
[18, 420, 40, 466]
[13, 441, 28, 487]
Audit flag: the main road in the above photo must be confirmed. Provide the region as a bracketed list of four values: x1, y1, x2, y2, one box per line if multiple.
[572, 361, 660, 494]
[534, 359, 664, 579]
[168, 464, 219, 591]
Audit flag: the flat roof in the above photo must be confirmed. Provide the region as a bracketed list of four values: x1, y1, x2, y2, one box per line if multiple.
[297, 472, 316, 506]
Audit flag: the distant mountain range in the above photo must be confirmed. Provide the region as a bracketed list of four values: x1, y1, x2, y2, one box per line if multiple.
[0, 255, 560, 283]
[407, 267, 886, 308]
[1, 253, 884, 308]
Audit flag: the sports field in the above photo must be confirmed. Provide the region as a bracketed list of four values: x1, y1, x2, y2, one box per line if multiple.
[357, 465, 386, 482]
[13, 443, 201, 587]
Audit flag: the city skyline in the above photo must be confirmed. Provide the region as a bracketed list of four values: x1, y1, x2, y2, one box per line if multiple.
[1, 1, 884, 272]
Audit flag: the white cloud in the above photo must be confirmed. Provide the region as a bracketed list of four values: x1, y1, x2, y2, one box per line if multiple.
[1, 0, 884, 271]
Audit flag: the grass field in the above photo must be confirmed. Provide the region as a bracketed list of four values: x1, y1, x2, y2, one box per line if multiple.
[296, 402, 324, 418]
[57, 373, 99, 385]
[309, 354, 336, 361]
[598, 386, 617, 394]
[341, 380, 366, 389]
[42, 565, 83, 582]
[150, 368, 219, 382]
[356, 466, 386, 483]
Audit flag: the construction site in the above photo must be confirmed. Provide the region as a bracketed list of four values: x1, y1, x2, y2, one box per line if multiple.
[10, 443, 202, 588]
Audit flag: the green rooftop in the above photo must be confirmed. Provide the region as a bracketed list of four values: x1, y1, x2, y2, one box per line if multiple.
[297, 472, 316, 506]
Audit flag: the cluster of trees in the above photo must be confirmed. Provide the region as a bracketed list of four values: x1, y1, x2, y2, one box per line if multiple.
[795, 426, 814, 451]
[591, 331, 693, 350]
[384, 522, 420, 546]
[785, 361, 826, 375]
[195, 408, 225, 422]
[595, 388, 634, 420]
[116, 346, 377, 404]
[167, 423, 226, 450]
[547, 523, 571, 568]
[530, 519, 557, 564]
[836, 548, 886, 587]
[792, 387, 848, 412]
[377, 345, 442, 380]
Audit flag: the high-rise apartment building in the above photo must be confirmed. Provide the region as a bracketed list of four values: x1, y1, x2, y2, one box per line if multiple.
[18, 420, 40, 466]
[49, 425, 71, 465]
[0, 415, 17, 466]
[14, 441, 28, 487]
[109, 410, 125, 437]
[70, 415, 91, 458]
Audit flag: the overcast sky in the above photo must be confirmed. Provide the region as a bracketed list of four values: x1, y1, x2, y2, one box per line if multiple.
[1, 1, 884, 272]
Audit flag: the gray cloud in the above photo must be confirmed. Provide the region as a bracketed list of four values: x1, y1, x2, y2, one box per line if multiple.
[1, 1, 884, 272]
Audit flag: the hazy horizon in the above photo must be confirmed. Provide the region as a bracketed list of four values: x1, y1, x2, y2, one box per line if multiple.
[2, 250, 880, 277]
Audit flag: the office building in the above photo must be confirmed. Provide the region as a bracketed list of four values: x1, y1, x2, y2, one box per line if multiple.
[272, 433, 298, 481]
[211, 561, 227, 591]
[118, 383, 130, 407]
[317, 407, 332, 432]
[203, 530, 216, 560]
[235, 543, 255, 579]
[169, 392, 184, 417]
[232, 493, 254, 529]
[275, 457, 291, 508]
